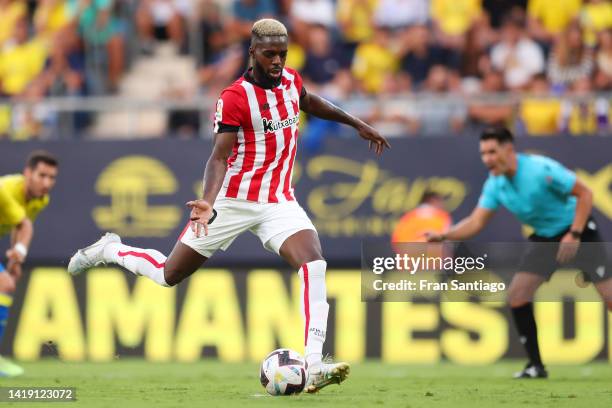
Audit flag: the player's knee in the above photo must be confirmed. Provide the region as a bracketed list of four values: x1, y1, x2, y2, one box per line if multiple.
[301, 253, 325, 266]
[163, 267, 184, 287]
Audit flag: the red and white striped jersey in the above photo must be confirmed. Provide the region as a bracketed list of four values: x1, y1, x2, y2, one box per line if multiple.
[213, 67, 303, 203]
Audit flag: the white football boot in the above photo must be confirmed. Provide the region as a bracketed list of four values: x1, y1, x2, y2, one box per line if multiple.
[67, 233, 121, 275]
[304, 359, 350, 393]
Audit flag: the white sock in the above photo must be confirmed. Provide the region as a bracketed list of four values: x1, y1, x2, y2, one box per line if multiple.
[299, 260, 328, 367]
[104, 242, 170, 287]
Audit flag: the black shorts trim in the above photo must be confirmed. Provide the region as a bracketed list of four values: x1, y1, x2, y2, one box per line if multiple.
[518, 217, 610, 282]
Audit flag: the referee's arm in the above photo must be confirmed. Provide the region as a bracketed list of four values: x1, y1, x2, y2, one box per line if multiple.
[557, 180, 593, 264]
[426, 207, 495, 242]
[567, 179, 593, 237]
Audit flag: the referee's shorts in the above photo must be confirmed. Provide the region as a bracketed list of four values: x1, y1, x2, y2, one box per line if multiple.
[519, 217, 611, 282]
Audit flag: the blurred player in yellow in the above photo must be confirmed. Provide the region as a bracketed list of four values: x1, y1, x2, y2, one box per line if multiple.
[0, 151, 58, 377]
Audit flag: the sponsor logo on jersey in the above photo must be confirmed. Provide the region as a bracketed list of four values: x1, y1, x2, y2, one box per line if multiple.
[262, 116, 299, 133]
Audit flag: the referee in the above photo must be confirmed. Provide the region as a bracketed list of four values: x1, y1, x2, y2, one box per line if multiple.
[426, 127, 611, 378]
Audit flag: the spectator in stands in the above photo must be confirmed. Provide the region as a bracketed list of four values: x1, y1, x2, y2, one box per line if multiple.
[490, 14, 545, 89]
[317, 69, 355, 102]
[468, 69, 514, 131]
[517, 74, 560, 135]
[196, 0, 225, 66]
[301, 24, 342, 89]
[400, 25, 455, 88]
[136, 0, 190, 53]
[374, 0, 429, 30]
[336, 0, 378, 66]
[227, 0, 276, 43]
[547, 22, 594, 91]
[285, 29, 306, 71]
[274, 0, 291, 15]
[364, 71, 416, 138]
[595, 28, 612, 90]
[0, 17, 47, 97]
[483, 0, 527, 30]
[301, 70, 355, 151]
[33, 0, 73, 41]
[527, 0, 581, 46]
[0, 0, 26, 48]
[198, 42, 244, 96]
[409, 65, 467, 136]
[35, 39, 83, 97]
[580, 0, 612, 47]
[290, 0, 336, 46]
[69, 0, 125, 93]
[431, 0, 483, 51]
[352, 24, 400, 94]
[559, 77, 610, 135]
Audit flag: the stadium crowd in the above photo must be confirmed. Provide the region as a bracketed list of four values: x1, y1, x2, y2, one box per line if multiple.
[1, 0, 612, 139]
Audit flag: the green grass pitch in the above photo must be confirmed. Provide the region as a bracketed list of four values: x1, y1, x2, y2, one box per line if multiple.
[2, 360, 611, 407]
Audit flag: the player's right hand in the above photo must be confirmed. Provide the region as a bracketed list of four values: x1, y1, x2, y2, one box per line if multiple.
[424, 232, 445, 242]
[5, 248, 25, 264]
[186, 199, 213, 238]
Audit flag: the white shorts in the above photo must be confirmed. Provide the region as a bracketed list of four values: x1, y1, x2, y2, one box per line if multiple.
[180, 198, 317, 258]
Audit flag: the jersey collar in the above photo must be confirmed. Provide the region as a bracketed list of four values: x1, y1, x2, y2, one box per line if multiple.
[243, 68, 282, 90]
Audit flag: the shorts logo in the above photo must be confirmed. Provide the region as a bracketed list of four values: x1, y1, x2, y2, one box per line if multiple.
[262, 116, 299, 133]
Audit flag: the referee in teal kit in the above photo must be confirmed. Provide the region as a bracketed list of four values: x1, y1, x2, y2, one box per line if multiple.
[426, 127, 611, 378]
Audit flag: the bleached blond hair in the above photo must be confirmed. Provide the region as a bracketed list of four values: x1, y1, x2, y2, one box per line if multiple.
[251, 19, 288, 39]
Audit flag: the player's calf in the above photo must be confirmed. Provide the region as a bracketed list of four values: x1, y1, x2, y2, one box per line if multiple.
[162, 241, 207, 286]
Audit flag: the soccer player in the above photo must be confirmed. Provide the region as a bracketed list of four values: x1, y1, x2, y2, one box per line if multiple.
[426, 127, 611, 378]
[0, 151, 59, 377]
[68, 19, 390, 392]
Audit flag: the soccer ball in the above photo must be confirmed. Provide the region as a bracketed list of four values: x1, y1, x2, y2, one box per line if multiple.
[259, 348, 306, 396]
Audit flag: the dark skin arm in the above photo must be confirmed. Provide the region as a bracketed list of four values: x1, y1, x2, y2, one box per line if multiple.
[300, 91, 391, 154]
[186, 132, 237, 237]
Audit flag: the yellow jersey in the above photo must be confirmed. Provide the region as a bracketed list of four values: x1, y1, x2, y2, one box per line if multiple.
[0, 0, 26, 47]
[0, 38, 48, 96]
[528, 0, 582, 35]
[519, 98, 562, 135]
[431, 0, 482, 36]
[352, 42, 399, 94]
[0, 174, 49, 237]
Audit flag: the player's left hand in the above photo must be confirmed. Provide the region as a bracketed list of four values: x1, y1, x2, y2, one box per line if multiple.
[186, 199, 214, 237]
[357, 123, 391, 155]
[557, 232, 580, 264]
